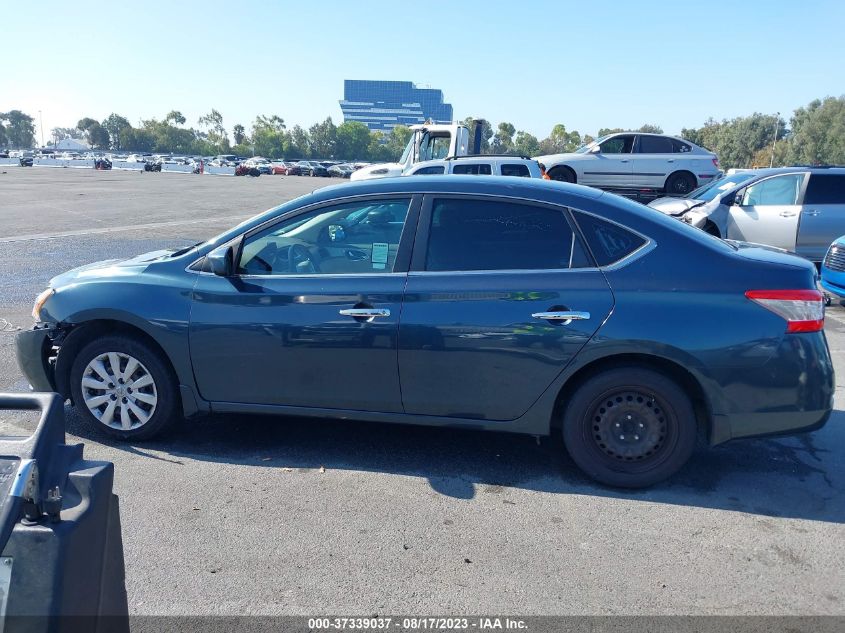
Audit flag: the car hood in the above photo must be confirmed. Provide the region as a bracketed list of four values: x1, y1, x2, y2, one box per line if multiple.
[350, 163, 404, 181]
[648, 197, 703, 215]
[49, 249, 175, 287]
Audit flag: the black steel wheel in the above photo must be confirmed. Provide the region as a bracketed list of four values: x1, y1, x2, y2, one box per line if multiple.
[665, 171, 696, 195]
[562, 367, 697, 488]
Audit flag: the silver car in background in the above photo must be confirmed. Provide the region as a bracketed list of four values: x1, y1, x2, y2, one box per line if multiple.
[649, 167, 845, 263]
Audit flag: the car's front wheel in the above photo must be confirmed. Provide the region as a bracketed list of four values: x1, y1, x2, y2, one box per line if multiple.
[70, 334, 180, 440]
[562, 367, 697, 488]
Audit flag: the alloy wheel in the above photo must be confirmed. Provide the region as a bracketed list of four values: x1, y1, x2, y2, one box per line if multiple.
[81, 351, 158, 430]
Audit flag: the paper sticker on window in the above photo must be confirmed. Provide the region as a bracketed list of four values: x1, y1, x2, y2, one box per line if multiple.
[372, 243, 388, 269]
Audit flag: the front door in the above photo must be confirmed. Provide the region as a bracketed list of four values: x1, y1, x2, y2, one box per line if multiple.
[581, 134, 635, 188]
[398, 196, 614, 421]
[796, 172, 845, 261]
[726, 173, 806, 251]
[189, 196, 419, 411]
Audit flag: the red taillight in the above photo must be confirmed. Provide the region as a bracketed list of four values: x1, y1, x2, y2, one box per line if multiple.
[745, 290, 824, 333]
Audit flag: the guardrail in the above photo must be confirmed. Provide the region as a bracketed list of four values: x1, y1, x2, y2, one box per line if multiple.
[0, 158, 23, 166]
[33, 158, 96, 168]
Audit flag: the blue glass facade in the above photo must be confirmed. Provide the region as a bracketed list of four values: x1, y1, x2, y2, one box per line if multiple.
[339, 80, 453, 134]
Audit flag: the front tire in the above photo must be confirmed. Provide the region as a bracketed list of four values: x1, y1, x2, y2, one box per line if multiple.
[70, 334, 180, 440]
[548, 166, 576, 183]
[562, 367, 696, 488]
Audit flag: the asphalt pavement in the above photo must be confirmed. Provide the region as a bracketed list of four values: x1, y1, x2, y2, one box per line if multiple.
[0, 167, 843, 616]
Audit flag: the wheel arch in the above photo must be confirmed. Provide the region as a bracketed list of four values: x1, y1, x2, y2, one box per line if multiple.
[548, 164, 577, 183]
[55, 319, 179, 404]
[551, 352, 713, 443]
[664, 169, 697, 192]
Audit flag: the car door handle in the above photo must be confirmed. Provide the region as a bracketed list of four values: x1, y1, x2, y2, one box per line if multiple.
[780, 211, 798, 218]
[339, 308, 391, 318]
[531, 311, 590, 323]
[804, 209, 821, 217]
[620, 159, 629, 163]
[667, 159, 675, 163]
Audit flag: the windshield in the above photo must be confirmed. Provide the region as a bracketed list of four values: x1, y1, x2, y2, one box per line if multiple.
[575, 134, 610, 154]
[686, 172, 758, 200]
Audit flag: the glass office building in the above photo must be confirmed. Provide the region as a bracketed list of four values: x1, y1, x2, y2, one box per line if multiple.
[339, 80, 453, 134]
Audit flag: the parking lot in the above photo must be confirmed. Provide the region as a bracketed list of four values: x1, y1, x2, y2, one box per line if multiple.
[0, 168, 843, 616]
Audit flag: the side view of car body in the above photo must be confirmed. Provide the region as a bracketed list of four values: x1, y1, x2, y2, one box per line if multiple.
[404, 155, 542, 178]
[821, 235, 845, 299]
[535, 132, 720, 196]
[16, 177, 833, 488]
[650, 167, 845, 263]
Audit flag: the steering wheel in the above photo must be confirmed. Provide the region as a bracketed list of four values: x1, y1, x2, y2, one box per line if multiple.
[287, 243, 320, 273]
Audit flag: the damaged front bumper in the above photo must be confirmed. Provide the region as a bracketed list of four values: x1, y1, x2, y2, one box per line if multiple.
[15, 325, 58, 392]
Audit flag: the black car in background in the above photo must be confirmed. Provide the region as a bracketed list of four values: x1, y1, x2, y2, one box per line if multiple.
[296, 160, 330, 177]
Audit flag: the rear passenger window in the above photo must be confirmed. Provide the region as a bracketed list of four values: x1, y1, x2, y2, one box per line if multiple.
[501, 164, 530, 177]
[637, 135, 673, 153]
[573, 212, 647, 266]
[453, 163, 492, 175]
[414, 165, 445, 175]
[425, 199, 592, 271]
[672, 139, 692, 153]
[804, 174, 845, 205]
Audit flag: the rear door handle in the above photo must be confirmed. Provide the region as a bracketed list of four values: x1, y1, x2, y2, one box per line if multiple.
[804, 209, 821, 217]
[339, 308, 390, 318]
[532, 311, 590, 324]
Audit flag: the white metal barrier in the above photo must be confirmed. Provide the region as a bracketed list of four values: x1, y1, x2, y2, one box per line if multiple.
[204, 165, 236, 176]
[161, 164, 195, 174]
[111, 161, 146, 171]
[0, 158, 23, 166]
[33, 158, 96, 168]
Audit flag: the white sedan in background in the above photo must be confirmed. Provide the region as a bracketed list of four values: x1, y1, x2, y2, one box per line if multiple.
[535, 132, 720, 196]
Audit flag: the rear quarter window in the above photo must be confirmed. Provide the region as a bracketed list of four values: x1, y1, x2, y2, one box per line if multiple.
[804, 174, 845, 205]
[452, 163, 492, 175]
[573, 212, 647, 266]
[501, 164, 530, 177]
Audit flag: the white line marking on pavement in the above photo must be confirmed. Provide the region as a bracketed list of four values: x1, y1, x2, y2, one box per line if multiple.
[0, 215, 253, 243]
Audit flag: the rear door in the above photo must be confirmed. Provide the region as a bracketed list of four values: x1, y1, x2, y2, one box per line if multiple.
[726, 173, 807, 251]
[398, 196, 614, 421]
[632, 135, 674, 188]
[797, 173, 845, 261]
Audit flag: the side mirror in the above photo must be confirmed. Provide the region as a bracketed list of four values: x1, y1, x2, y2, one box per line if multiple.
[207, 245, 234, 277]
[589, 145, 601, 154]
[731, 191, 745, 207]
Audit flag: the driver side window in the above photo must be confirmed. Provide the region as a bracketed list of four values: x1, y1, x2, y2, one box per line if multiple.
[740, 174, 803, 206]
[238, 198, 411, 275]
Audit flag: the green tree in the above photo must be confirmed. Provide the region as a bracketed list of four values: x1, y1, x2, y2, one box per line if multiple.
[250, 115, 289, 158]
[538, 123, 583, 155]
[232, 124, 246, 145]
[513, 130, 540, 157]
[101, 114, 131, 150]
[120, 127, 156, 152]
[386, 125, 413, 160]
[788, 96, 845, 166]
[197, 109, 229, 152]
[165, 110, 186, 126]
[288, 125, 310, 158]
[638, 123, 663, 134]
[76, 118, 110, 149]
[491, 122, 516, 153]
[1, 110, 36, 148]
[681, 113, 786, 170]
[367, 131, 393, 162]
[335, 121, 371, 160]
[460, 117, 493, 154]
[0, 120, 6, 147]
[308, 117, 337, 158]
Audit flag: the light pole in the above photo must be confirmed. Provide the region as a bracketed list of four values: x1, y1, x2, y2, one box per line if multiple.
[38, 110, 44, 148]
[769, 112, 780, 168]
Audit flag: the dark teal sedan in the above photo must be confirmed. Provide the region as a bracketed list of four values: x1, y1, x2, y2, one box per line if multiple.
[16, 177, 834, 488]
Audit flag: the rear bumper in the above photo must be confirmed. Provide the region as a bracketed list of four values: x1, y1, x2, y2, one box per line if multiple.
[15, 326, 57, 392]
[711, 332, 834, 444]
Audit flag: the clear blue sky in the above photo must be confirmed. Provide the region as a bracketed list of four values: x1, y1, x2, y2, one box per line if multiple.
[3, 0, 844, 143]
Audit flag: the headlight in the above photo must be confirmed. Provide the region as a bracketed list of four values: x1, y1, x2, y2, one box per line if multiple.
[32, 288, 55, 321]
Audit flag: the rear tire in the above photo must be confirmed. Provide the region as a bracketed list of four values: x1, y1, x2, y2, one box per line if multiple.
[70, 334, 180, 441]
[549, 166, 576, 183]
[665, 171, 696, 195]
[562, 367, 697, 488]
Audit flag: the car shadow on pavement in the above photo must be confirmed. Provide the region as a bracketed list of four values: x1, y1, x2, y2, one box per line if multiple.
[65, 405, 845, 524]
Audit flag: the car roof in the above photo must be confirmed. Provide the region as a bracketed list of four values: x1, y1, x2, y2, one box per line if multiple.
[311, 175, 605, 204]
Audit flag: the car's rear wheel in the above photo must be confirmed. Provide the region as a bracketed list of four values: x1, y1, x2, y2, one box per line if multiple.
[548, 166, 576, 183]
[665, 171, 696, 195]
[562, 367, 696, 488]
[70, 334, 180, 440]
